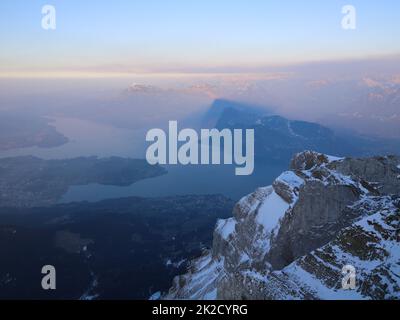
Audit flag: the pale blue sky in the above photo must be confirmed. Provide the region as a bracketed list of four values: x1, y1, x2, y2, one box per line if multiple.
[1, 0, 399, 75]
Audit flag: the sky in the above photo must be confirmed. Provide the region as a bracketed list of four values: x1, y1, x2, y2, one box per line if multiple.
[0, 0, 400, 76]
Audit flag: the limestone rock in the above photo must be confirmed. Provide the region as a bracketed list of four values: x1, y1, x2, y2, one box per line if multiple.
[163, 152, 400, 300]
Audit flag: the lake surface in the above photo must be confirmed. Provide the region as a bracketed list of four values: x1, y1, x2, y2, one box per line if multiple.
[60, 163, 284, 202]
[0, 117, 147, 160]
[0, 116, 286, 202]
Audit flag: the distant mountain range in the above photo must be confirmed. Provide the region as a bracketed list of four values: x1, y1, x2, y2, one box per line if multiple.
[204, 99, 400, 166]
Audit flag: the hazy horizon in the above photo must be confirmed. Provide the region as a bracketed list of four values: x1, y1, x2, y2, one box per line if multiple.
[1, 0, 400, 77]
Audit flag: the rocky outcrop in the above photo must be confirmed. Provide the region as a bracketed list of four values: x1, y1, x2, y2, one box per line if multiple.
[164, 151, 400, 300]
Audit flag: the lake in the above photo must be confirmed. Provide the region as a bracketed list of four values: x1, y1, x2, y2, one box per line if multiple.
[0, 116, 286, 202]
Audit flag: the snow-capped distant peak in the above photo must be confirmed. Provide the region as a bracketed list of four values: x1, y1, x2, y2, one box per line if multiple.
[124, 83, 163, 94]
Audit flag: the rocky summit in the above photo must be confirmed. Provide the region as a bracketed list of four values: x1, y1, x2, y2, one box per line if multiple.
[164, 151, 400, 300]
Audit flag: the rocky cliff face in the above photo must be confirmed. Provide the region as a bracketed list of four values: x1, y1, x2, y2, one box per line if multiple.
[164, 151, 400, 300]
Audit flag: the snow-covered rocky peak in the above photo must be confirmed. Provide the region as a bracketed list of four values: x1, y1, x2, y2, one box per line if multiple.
[124, 83, 163, 94]
[164, 151, 400, 300]
[289, 150, 343, 171]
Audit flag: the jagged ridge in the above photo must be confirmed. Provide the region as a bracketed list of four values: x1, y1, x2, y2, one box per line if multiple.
[164, 151, 400, 300]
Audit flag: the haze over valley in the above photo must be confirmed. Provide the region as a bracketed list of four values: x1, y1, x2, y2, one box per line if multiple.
[1, 0, 399, 300]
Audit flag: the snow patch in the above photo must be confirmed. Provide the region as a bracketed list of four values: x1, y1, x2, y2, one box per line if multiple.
[203, 288, 217, 300]
[216, 218, 236, 240]
[165, 258, 186, 268]
[149, 291, 161, 300]
[276, 171, 304, 189]
[326, 155, 345, 162]
[287, 121, 302, 138]
[256, 188, 290, 234]
[239, 252, 251, 264]
[283, 264, 365, 300]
